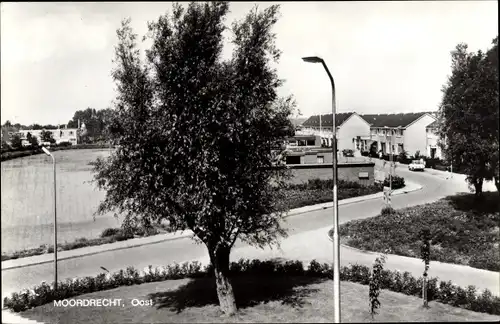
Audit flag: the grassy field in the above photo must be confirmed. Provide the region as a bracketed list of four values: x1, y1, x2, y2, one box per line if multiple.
[1, 149, 120, 253]
[339, 192, 500, 271]
[19, 276, 499, 323]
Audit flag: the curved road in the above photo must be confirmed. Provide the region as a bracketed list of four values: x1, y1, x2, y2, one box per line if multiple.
[0, 167, 485, 298]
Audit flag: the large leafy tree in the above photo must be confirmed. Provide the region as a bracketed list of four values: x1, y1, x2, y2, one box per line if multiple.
[91, 2, 295, 315]
[438, 37, 499, 196]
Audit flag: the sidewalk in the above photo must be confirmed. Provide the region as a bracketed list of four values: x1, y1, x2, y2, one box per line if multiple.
[423, 168, 497, 191]
[193, 225, 499, 297]
[1, 181, 422, 271]
[2, 309, 44, 324]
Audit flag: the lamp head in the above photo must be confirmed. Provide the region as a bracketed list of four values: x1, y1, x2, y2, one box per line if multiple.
[42, 147, 52, 156]
[302, 56, 323, 63]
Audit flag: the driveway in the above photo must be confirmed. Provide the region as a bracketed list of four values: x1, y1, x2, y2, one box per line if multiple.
[1, 166, 490, 298]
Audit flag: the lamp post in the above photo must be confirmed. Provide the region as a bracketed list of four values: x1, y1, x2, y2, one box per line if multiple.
[302, 56, 340, 323]
[42, 147, 58, 290]
[320, 112, 322, 142]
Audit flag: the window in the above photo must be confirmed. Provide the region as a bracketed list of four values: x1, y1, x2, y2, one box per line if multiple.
[392, 145, 395, 152]
[317, 156, 324, 164]
[286, 156, 301, 165]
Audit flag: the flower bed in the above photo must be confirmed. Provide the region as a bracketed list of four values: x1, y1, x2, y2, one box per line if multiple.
[4, 258, 499, 315]
[339, 192, 500, 271]
[282, 179, 384, 210]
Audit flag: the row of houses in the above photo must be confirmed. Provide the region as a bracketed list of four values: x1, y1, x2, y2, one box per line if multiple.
[295, 111, 442, 159]
[1, 126, 79, 146]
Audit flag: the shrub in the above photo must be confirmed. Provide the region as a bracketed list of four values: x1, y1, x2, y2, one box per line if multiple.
[100, 228, 122, 238]
[369, 255, 386, 317]
[468, 249, 500, 272]
[361, 150, 369, 157]
[381, 206, 396, 216]
[57, 141, 72, 147]
[383, 175, 405, 190]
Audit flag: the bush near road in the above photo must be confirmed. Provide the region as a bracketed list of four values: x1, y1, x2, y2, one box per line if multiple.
[382, 175, 405, 190]
[339, 192, 500, 271]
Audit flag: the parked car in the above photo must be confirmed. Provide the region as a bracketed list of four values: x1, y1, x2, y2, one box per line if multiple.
[343, 149, 354, 157]
[409, 159, 425, 171]
[21, 140, 31, 148]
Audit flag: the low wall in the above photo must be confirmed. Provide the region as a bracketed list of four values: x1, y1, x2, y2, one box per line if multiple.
[287, 162, 375, 186]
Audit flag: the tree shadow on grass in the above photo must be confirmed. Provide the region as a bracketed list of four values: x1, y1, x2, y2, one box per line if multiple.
[148, 260, 329, 314]
[445, 192, 499, 215]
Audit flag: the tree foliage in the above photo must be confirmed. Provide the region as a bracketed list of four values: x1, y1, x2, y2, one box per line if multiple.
[10, 134, 22, 149]
[438, 37, 499, 195]
[40, 130, 55, 144]
[90, 2, 295, 315]
[68, 107, 116, 142]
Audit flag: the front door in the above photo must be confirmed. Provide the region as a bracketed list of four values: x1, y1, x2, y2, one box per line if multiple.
[431, 147, 436, 159]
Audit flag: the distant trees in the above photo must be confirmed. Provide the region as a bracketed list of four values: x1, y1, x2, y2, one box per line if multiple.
[67, 107, 116, 143]
[438, 36, 499, 196]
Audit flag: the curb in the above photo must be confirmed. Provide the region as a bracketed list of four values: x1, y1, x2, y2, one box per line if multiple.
[1, 233, 195, 271]
[2, 182, 422, 271]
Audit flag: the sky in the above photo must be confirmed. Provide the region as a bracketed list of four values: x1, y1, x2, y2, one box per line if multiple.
[1, 1, 498, 125]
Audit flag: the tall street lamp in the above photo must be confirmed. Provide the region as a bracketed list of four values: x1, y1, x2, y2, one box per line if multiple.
[302, 56, 341, 323]
[42, 147, 58, 290]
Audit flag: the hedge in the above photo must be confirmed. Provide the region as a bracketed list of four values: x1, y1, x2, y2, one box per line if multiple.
[4, 258, 499, 315]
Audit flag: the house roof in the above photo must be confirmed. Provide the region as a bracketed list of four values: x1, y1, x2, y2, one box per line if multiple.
[426, 120, 439, 128]
[359, 112, 429, 128]
[302, 112, 354, 127]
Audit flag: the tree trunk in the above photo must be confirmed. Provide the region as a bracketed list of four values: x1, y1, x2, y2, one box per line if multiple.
[473, 177, 483, 198]
[210, 248, 237, 316]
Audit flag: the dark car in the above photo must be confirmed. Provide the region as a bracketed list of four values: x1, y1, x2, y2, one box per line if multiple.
[342, 149, 354, 157]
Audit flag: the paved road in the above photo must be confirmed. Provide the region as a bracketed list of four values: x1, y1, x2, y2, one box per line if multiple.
[0, 167, 478, 298]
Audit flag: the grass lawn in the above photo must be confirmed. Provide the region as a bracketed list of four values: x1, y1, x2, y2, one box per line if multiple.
[339, 192, 500, 271]
[20, 276, 498, 323]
